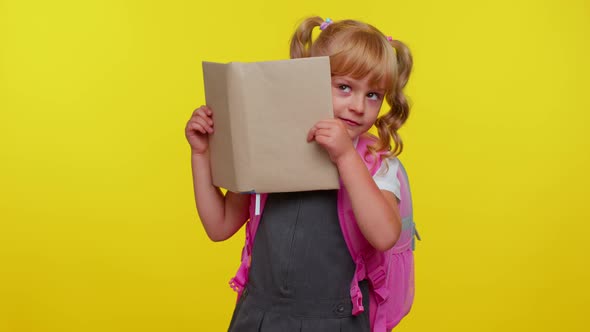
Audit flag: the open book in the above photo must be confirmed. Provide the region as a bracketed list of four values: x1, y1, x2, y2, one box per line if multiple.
[202, 57, 339, 193]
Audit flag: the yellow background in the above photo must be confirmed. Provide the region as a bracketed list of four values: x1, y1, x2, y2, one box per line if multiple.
[1, 0, 589, 331]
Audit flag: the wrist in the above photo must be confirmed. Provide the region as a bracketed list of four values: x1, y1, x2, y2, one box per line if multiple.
[191, 149, 210, 159]
[335, 148, 359, 168]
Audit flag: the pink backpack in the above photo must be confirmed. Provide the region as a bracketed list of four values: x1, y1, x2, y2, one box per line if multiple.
[229, 135, 419, 331]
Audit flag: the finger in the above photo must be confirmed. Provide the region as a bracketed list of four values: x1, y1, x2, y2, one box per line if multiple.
[314, 134, 330, 147]
[193, 106, 213, 118]
[193, 123, 208, 135]
[313, 128, 334, 138]
[193, 108, 214, 126]
[187, 121, 208, 135]
[307, 126, 318, 142]
[198, 105, 213, 118]
[192, 105, 205, 116]
[334, 119, 348, 129]
[193, 117, 214, 134]
[315, 121, 340, 131]
[187, 118, 211, 134]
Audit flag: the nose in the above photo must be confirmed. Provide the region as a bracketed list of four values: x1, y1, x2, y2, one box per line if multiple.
[348, 94, 365, 114]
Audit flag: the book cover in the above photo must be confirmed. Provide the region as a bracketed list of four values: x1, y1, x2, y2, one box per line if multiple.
[202, 57, 339, 193]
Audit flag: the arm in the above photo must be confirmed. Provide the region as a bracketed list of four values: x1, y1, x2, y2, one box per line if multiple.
[308, 120, 401, 251]
[336, 151, 401, 251]
[191, 152, 250, 241]
[186, 106, 250, 242]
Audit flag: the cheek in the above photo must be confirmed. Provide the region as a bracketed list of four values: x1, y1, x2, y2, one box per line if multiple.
[361, 110, 380, 131]
[331, 88, 340, 102]
[368, 102, 382, 118]
[331, 94, 345, 114]
[369, 109, 380, 122]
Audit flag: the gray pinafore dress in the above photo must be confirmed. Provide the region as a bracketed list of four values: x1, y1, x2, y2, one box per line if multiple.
[228, 190, 370, 332]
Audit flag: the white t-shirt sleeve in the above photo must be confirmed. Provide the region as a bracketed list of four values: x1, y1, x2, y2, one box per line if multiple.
[372, 157, 401, 200]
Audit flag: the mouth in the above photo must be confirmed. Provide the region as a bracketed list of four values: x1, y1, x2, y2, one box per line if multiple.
[339, 118, 360, 126]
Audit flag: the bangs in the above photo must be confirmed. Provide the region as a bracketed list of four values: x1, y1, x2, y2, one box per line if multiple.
[327, 31, 395, 90]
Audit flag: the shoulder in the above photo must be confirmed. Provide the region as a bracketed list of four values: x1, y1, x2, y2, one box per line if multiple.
[376, 156, 400, 179]
[381, 156, 400, 171]
[373, 156, 401, 200]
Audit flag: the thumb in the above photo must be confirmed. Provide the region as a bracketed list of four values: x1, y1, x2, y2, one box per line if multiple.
[307, 126, 317, 142]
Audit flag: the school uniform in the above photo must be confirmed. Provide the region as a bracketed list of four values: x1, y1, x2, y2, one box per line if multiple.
[228, 158, 400, 332]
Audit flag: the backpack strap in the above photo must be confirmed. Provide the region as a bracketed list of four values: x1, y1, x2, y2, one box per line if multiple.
[394, 161, 420, 254]
[342, 135, 419, 331]
[338, 207, 390, 317]
[365, 251, 389, 303]
[229, 193, 268, 296]
[338, 134, 388, 315]
[378, 161, 418, 330]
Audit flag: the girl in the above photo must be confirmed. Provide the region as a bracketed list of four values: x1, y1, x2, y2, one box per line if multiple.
[185, 16, 413, 332]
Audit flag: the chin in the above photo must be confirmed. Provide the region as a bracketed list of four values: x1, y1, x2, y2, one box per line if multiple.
[347, 130, 357, 139]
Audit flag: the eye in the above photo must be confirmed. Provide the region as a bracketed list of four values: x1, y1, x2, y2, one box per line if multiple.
[367, 92, 382, 101]
[338, 84, 351, 93]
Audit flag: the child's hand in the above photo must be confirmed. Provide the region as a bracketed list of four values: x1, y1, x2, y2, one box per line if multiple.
[307, 119, 356, 164]
[185, 105, 214, 155]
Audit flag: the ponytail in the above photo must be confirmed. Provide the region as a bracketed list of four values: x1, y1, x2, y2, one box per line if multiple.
[371, 39, 413, 157]
[289, 16, 324, 59]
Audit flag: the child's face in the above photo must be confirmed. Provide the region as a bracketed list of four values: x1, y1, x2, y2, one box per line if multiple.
[331, 75, 384, 139]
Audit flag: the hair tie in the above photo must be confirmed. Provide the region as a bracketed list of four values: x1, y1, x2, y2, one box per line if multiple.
[320, 18, 333, 31]
[386, 36, 393, 41]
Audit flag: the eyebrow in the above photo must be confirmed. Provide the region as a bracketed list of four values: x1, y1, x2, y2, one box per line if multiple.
[369, 86, 386, 94]
[331, 76, 351, 83]
[331, 76, 385, 92]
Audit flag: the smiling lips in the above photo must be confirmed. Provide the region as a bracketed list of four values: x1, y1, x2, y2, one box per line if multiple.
[340, 118, 360, 126]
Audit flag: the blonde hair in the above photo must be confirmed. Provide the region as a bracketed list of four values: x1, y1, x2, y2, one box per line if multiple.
[290, 16, 413, 157]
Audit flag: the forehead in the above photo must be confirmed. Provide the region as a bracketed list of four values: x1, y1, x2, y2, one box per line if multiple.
[332, 75, 386, 91]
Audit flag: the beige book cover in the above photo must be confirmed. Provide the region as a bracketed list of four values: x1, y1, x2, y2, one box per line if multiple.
[202, 56, 339, 193]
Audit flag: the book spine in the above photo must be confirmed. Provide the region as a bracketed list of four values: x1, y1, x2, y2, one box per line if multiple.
[227, 63, 249, 192]
[202, 62, 237, 192]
